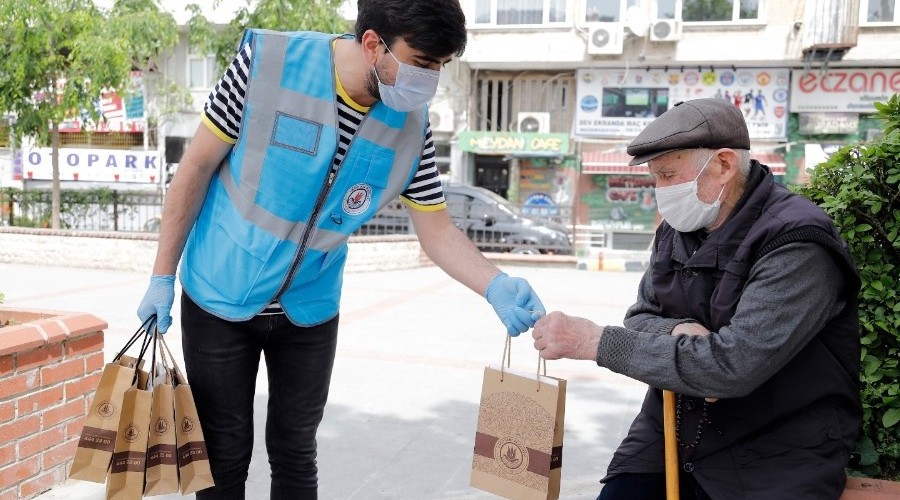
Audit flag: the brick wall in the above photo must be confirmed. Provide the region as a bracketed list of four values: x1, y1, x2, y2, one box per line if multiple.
[0, 308, 107, 499]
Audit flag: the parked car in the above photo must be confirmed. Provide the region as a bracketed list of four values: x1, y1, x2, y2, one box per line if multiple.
[357, 183, 573, 255]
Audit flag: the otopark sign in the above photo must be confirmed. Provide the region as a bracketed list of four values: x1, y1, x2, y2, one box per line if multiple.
[20, 147, 162, 184]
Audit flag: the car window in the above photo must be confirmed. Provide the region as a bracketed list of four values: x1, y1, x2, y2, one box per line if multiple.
[470, 198, 498, 218]
[445, 193, 468, 219]
[476, 189, 523, 216]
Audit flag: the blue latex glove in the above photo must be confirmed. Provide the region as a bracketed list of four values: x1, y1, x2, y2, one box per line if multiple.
[137, 275, 176, 333]
[485, 272, 545, 336]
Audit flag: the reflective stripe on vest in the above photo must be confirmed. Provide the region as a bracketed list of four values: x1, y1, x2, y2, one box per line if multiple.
[180, 30, 426, 324]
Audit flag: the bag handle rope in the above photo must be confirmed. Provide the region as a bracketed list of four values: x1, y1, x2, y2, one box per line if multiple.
[500, 335, 547, 392]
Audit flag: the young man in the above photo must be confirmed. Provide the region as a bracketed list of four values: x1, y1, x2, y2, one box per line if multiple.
[136, 1, 544, 497]
[532, 99, 861, 499]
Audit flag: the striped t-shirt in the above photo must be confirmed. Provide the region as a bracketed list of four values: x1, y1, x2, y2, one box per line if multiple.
[202, 43, 447, 209]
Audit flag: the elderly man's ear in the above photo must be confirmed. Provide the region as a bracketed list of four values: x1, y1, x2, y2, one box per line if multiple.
[714, 149, 741, 183]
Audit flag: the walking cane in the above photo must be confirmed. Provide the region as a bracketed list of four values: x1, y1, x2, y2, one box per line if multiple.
[663, 390, 680, 500]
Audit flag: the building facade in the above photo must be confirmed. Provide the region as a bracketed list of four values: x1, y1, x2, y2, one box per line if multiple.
[7, 0, 897, 246]
[447, 0, 900, 246]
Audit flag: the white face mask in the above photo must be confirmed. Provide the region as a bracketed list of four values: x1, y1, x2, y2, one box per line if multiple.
[654, 154, 726, 232]
[373, 39, 440, 112]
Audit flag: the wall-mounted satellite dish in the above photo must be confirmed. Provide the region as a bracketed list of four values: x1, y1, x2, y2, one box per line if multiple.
[625, 5, 650, 37]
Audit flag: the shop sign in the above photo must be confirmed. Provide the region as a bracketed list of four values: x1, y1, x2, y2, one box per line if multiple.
[59, 71, 146, 133]
[12, 149, 22, 181]
[522, 192, 557, 216]
[458, 131, 569, 155]
[581, 175, 658, 229]
[790, 68, 900, 113]
[21, 147, 161, 184]
[798, 112, 859, 135]
[575, 67, 789, 140]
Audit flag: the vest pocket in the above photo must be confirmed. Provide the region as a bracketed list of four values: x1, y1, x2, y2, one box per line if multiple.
[270, 112, 321, 156]
[189, 211, 280, 305]
[329, 149, 396, 227]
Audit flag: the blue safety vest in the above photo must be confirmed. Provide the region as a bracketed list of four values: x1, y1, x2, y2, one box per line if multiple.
[181, 30, 427, 325]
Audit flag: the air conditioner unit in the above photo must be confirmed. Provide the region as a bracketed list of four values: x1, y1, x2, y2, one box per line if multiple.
[517, 112, 550, 133]
[587, 23, 624, 55]
[650, 19, 682, 41]
[428, 107, 454, 133]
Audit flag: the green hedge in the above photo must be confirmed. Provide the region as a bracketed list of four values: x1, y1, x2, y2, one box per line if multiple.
[795, 96, 900, 480]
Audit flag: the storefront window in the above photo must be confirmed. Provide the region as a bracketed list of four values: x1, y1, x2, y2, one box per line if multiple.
[434, 143, 451, 176]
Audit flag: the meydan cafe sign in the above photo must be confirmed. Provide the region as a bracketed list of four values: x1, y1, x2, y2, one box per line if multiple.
[459, 131, 570, 155]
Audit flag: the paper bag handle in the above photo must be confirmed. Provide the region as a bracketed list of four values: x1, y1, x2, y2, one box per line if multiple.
[157, 334, 187, 386]
[500, 335, 547, 392]
[112, 315, 156, 363]
[147, 330, 174, 389]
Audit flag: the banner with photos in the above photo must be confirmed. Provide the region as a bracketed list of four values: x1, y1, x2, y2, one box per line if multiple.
[575, 67, 790, 140]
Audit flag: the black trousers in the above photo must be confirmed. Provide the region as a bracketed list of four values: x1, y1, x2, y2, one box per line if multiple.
[598, 472, 713, 500]
[181, 294, 339, 500]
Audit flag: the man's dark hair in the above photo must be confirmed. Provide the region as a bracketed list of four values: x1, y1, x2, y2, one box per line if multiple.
[355, 0, 467, 58]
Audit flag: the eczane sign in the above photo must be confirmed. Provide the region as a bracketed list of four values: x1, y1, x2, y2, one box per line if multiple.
[790, 69, 900, 112]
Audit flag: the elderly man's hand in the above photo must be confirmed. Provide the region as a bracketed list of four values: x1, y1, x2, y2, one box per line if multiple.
[671, 321, 719, 402]
[531, 312, 603, 361]
[672, 321, 710, 336]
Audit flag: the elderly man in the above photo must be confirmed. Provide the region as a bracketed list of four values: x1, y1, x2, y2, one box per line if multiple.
[533, 98, 861, 499]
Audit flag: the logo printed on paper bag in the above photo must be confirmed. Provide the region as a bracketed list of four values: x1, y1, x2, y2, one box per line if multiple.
[181, 416, 195, 434]
[154, 417, 170, 436]
[96, 400, 115, 418]
[123, 424, 141, 443]
[493, 436, 529, 474]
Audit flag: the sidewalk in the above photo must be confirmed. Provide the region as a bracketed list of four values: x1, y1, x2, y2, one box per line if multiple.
[0, 262, 648, 499]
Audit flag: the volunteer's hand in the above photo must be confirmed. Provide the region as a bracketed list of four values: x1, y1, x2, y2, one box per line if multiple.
[485, 272, 545, 336]
[137, 275, 176, 333]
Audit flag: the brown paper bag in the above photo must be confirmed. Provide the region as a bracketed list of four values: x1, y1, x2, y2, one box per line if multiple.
[160, 337, 215, 495]
[105, 376, 152, 500]
[69, 354, 140, 482]
[470, 364, 566, 500]
[144, 365, 179, 496]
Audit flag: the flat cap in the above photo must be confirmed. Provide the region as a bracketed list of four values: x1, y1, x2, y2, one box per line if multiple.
[626, 98, 751, 165]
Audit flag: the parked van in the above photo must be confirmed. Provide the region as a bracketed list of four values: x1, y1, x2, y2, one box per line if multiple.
[358, 183, 573, 255]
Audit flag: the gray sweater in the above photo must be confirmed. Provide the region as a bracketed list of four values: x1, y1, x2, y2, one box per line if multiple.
[597, 241, 847, 399]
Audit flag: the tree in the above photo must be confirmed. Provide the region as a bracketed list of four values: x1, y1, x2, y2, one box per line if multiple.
[186, 0, 349, 70]
[0, 0, 131, 229]
[107, 0, 186, 174]
[796, 95, 900, 480]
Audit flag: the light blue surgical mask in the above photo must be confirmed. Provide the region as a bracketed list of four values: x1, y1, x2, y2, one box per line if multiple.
[373, 39, 440, 112]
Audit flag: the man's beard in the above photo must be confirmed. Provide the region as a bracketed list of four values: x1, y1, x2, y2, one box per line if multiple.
[365, 68, 381, 102]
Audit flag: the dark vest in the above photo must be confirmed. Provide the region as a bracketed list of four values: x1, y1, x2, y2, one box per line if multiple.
[606, 162, 861, 499]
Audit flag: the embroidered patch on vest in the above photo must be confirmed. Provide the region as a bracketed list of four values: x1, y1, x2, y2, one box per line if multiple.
[343, 183, 372, 215]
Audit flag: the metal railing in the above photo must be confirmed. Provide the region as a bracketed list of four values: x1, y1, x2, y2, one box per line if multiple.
[0, 189, 598, 256]
[356, 198, 576, 255]
[0, 189, 162, 232]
